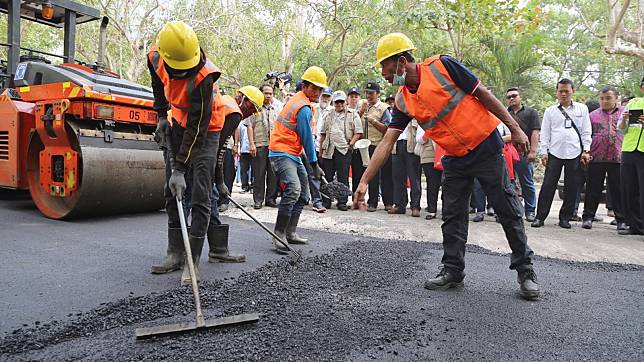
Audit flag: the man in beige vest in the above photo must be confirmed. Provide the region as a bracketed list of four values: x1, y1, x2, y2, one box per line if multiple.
[359, 81, 393, 212]
[320, 91, 363, 210]
[247, 84, 279, 209]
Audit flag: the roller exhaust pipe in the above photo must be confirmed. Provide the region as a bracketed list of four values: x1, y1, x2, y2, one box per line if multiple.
[97, 16, 109, 69]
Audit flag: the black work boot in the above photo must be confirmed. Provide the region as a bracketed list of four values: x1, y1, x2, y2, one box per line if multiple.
[424, 268, 464, 290]
[181, 235, 205, 286]
[207, 224, 246, 263]
[286, 213, 308, 244]
[517, 267, 540, 300]
[151, 228, 184, 274]
[273, 212, 291, 254]
[582, 219, 593, 229]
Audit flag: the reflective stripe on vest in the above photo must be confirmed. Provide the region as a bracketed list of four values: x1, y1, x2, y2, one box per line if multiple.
[395, 56, 499, 157]
[276, 98, 309, 131]
[269, 91, 311, 156]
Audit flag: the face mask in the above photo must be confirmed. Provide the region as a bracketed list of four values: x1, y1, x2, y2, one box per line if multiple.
[392, 61, 406, 86]
[320, 101, 330, 109]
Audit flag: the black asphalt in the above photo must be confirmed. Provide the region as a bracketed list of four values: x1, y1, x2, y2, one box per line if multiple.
[1, 194, 643, 361]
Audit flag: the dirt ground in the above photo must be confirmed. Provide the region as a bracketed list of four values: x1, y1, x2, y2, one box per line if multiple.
[224, 188, 644, 266]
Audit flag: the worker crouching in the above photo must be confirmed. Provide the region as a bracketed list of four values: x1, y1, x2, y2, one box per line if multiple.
[268, 66, 327, 253]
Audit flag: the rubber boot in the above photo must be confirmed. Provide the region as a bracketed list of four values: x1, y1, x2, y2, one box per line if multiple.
[208, 224, 246, 263]
[273, 212, 291, 254]
[151, 228, 184, 274]
[286, 213, 308, 244]
[181, 235, 205, 286]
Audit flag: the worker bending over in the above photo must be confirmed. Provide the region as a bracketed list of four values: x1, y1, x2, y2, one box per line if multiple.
[354, 33, 540, 300]
[202, 86, 264, 263]
[148, 21, 221, 285]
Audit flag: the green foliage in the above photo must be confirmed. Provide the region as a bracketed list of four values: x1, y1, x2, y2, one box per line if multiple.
[0, 0, 640, 109]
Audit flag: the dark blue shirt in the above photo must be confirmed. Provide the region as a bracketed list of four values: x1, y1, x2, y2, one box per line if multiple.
[389, 55, 502, 169]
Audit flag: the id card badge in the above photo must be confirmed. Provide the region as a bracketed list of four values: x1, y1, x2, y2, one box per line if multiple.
[564, 118, 572, 128]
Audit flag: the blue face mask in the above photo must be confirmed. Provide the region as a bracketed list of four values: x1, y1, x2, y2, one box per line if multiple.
[392, 61, 406, 86]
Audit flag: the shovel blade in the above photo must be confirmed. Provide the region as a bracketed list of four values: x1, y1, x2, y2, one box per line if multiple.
[135, 313, 260, 340]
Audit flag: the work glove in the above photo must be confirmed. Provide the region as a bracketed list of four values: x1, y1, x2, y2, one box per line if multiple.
[216, 182, 230, 199]
[168, 169, 186, 201]
[153, 116, 169, 148]
[310, 161, 325, 181]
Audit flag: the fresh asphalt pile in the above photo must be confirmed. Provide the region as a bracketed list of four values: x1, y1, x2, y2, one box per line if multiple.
[1, 240, 643, 361]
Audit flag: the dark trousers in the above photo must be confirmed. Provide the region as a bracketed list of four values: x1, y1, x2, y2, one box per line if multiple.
[321, 149, 352, 206]
[513, 154, 537, 214]
[392, 141, 409, 209]
[166, 127, 218, 238]
[219, 148, 236, 205]
[391, 140, 421, 210]
[442, 153, 533, 272]
[583, 162, 624, 222]
[239, 152, 252, 190]
[421, 162, 442, 213]
[368, 145, 394, 207]
[252, 146, 277, 205]
[621, 152, 644, 233]
[535, 154, 581, 222]
[351, 149, 366, 192]
[472, 178, 486, 212]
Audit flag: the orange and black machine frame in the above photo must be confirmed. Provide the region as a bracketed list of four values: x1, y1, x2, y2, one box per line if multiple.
[0, 0, 165, 219]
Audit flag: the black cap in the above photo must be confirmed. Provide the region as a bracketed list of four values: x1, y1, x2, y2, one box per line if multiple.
[347, 87, 360, 96]
[364, 81, 381, 93]
[385, 94, 394, 101]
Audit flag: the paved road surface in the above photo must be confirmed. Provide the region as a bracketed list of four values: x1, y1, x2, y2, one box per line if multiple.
[1, 194, 642, 360]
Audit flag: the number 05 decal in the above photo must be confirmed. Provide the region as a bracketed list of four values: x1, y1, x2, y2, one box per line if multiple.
[129, 110, 141, 120]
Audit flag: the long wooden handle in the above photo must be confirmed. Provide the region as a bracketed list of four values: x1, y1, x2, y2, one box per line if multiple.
[176, 198, 206, 327]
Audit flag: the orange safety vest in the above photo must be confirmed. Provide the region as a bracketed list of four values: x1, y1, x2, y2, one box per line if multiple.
[211, 93, 240, 131]
[395, 56, 500, 157]
[269, 91, 312, 156]
[148, 45, 221, 130]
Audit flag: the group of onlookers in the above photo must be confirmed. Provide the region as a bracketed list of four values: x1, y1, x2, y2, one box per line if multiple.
[224, 75, 644, 235]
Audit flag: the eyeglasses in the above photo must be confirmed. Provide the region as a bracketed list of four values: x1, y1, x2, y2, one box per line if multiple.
[506, 94, 519, 99]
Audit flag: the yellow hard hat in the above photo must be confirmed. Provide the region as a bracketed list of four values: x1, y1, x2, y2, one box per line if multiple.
[238, 86, 265, 111]
[374, 33, 416, 67]
[156, 21, 201, 70]
[301, 66, 328, 89]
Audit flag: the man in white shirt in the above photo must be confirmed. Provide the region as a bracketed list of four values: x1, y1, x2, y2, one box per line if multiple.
[532, 79, 592, 229]
[319, 91, 363, 210]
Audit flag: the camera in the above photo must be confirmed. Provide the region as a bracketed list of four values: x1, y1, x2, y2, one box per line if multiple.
[264, 71, 292, 86]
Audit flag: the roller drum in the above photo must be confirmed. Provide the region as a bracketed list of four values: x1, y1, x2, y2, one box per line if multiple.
[27, 125, 165, 219]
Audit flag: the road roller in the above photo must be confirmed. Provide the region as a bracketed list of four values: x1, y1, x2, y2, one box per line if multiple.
[0, 0, 165, 219]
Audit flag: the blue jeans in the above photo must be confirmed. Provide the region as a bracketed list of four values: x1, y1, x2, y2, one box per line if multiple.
[270, 156, 310, 216]
[513, 154, 537, 214]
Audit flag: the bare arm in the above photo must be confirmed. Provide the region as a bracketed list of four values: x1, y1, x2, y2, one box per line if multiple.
[349, 133, 362, 147]
[473, 84, 528, 153]
[369, 117, 388, 134]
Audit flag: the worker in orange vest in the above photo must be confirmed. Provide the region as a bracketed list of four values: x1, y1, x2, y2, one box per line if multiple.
[268, 66, 327, 253]
[353, 33, 539, 300]
[202, 86, 264, 264]
[147, 21, 222, 285]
